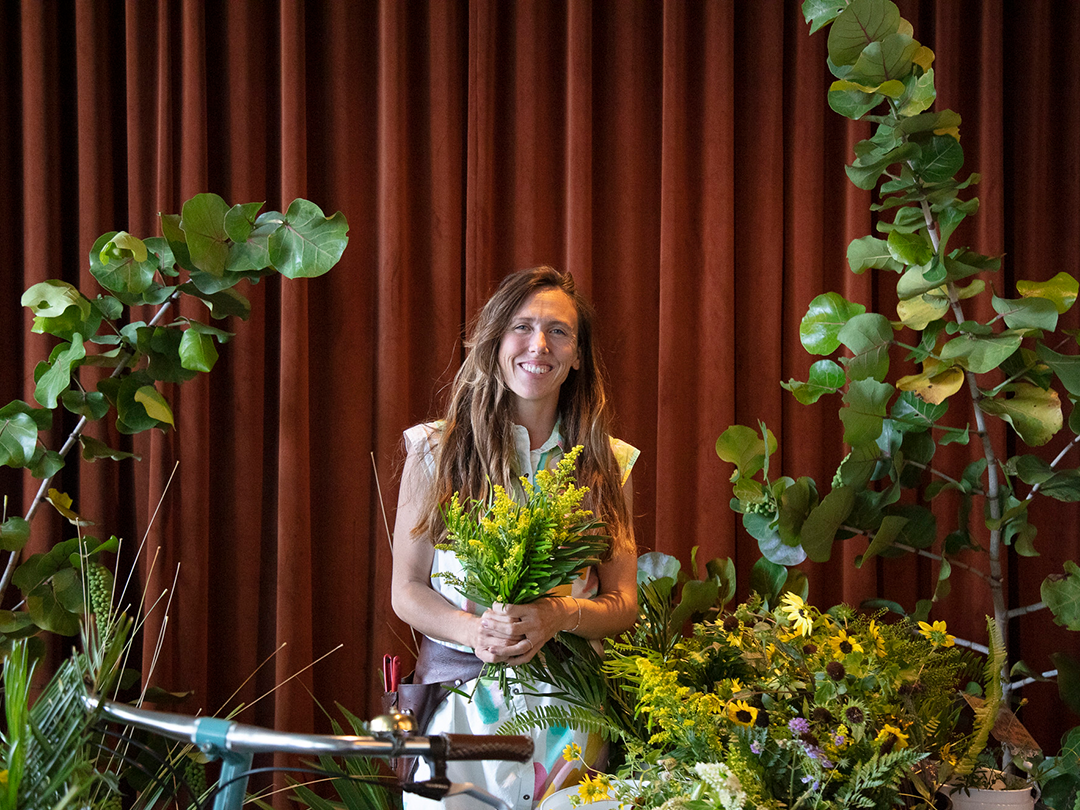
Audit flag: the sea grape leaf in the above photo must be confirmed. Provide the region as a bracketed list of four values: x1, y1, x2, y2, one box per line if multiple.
[851, 33, 919, 86]
[0, 517, 30, 553]
[179, 329, 219, 373]
[1042, 561, 1080, 631]
[939, 332, 1023, 374]
[781, 359, 846, 404]
[716, 424, 777, 481]
[89, 232, 158, 294]
[887, 229, 934, 267]
[800, 292, 867, 355]
[21, 279, 92, 320]
[896, 291, 949, 330]
[910, 133, 964, 182]
[0, 412, 40, 468]
[856, 514, 909, 567]
[979, 384, 1062, 447]
[79, 435, 141, 463]
[35, 335, 86, 409]
[1017, 272, 1078, 314]
[841, 378, 894, 445]
[828, 0, 901, 67]
[269, 199, 350, 279]
[1037, 343, 1080, 396]
[838, 312, 894, 381]
[181, 193, 232, 276]
[848, 236, 905, 274]
[800, 486, 856, 563]
[802, 0, 846, 35]
[992, 294, 1059, 332]
[895, 359, 965, 405]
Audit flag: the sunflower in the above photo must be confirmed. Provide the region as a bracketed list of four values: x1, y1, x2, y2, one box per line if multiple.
[780, 592, 814, 637]
[917, 620, 956, 648]
[827, 628, 864, 657]
[727, 699, 759, 727]
[875, 723, 910, 751]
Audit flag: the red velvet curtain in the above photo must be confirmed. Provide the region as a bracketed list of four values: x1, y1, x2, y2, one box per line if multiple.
[2, 0, 1080, 773]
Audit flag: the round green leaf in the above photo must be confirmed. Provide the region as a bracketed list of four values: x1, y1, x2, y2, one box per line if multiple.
[827, 0, 901, 67]
[21, 279, 91, 319]
[980, 383, 1063, 447]
[800, 486, 856, 563]
[181, 193, 232, 275]
[0, 517, 30, 553]
[838, 312, 894, 381]
[269, 200, 350, 279]
[781, 359, 846, 405]
[179, 329, 219, 373]
[800, 292, 867, 355]
[716, 424, 777, 480]
[848, 236, 905, 274]
[1043, 561, 1080, 631]
[841, 378, 894, 445]
[89, 231, 159, 294]
[910, 133, 964, 183]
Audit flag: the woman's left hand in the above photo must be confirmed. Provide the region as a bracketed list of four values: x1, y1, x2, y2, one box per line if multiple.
[489, 598, 573, 666]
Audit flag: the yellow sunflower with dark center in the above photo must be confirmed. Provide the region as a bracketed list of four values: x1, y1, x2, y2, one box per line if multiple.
[727, 699, 759, 727]
[780, 592, 814, 637]
[828, 627, 864, 657]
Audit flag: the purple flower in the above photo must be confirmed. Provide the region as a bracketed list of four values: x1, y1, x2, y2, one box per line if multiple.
[788, 717, 810, 735]
[801, 775, 821, 791]
[750, 741, 762, 754]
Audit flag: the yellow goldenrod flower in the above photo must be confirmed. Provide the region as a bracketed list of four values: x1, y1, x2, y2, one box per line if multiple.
[780, 592, 814, 637]
[917, 620, 956, 648]
[726, 699, 759, 727]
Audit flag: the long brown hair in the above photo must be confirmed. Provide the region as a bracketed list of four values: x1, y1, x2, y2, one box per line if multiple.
[415, 266, 633, 557]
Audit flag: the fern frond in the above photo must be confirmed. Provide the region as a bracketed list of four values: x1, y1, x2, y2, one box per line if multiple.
[952, 617, 1006, 781]
[496, 704, 626, 741]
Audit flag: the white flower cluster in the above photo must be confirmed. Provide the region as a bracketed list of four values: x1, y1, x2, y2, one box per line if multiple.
[694, 762, 747, 810]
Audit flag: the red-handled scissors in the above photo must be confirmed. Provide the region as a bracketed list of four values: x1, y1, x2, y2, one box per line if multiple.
[383, 654, 402, 692]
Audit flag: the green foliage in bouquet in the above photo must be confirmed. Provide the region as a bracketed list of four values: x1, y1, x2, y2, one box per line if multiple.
[435, 446, 610, 608]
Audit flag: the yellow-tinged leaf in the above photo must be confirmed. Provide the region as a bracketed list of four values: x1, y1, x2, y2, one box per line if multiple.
[912, 45, 935, 72]
[134, 385, 175, 426]
[934, 126, 960, 142]
[897, 293, 949, 330]
[897, 361, 965, 405]
[1017, 272, 1079, 314]
[980, 384, 1062, 447]
[45, 488, 94, 526]
[898, 18, 914, 37]
[100, 231, 149, 263]
[955, 279, 985, 300]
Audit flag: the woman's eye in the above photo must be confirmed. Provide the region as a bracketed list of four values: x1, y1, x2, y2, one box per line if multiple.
[550, 328, 566, 336]
[513, 324, 530, 332]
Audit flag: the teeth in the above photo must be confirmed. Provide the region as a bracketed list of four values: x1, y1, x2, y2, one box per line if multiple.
[521, 363, 550, 374]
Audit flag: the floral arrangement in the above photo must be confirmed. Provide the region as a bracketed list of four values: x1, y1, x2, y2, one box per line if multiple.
[435, 445, 609, 608]
[559, 591, 983, 810]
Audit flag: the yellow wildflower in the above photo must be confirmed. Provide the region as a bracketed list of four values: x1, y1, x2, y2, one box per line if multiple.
[726, 699, 759, 727]
[563, 742, 582, 762]
[780, 592, 814, 636]
[875, 723, 910, 750]
[577, 773, 611, 803]
[828, 628, 864, 657]
[917, 620, 955, 648]
[868, 619, 886, 657]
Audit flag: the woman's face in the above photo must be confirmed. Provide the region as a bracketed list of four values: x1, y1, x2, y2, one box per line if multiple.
[497, 287, 582, 413]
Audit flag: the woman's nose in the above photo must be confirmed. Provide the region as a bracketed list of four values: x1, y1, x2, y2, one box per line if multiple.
[529, 329, 549, 353]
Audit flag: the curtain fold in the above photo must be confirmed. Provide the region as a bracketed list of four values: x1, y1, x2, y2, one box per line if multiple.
[3, 2, 1080, 782]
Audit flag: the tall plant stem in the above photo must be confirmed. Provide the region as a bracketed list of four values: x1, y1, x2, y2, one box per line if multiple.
[0, 291, 181, 603]
[921, 196, 1008, 662]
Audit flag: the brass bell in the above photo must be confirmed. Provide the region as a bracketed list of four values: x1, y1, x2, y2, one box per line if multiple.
[369, 710, 418, 735]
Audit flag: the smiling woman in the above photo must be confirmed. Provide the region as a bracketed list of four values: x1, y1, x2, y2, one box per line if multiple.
[390, 266, 639, 809]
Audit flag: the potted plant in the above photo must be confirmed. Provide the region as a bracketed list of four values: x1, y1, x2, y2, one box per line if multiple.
[717, 0, 1080, 806]
[0, 192, 349, 808]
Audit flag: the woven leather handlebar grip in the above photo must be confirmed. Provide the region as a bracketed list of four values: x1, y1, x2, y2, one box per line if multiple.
[440, 734, 534, 762]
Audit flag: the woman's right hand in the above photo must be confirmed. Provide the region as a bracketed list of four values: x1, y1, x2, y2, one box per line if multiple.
[473, 606, 526, 662]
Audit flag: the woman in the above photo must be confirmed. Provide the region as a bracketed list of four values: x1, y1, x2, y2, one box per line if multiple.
[391, 266, 639, 810]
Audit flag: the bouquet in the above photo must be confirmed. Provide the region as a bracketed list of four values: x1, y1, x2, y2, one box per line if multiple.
[435, 445, 610, 688]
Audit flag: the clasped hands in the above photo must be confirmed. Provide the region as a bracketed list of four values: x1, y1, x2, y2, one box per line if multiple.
[473, 597, 572, 666]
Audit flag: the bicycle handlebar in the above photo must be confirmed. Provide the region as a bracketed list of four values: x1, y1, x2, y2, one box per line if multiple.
[83, 695, 533, 763]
